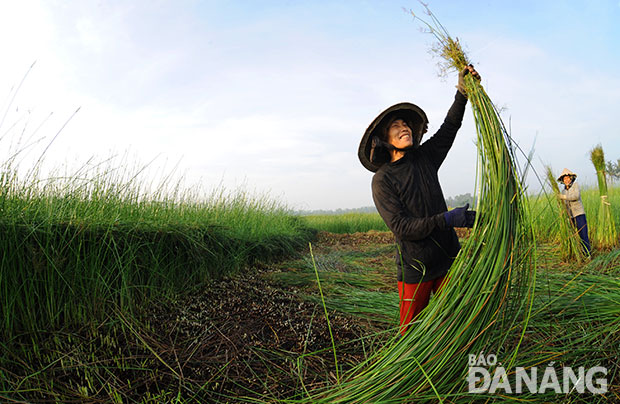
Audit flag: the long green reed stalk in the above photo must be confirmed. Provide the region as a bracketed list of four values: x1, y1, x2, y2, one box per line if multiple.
[545, 166, 586, 263]
[309, 243, 340, 384]
[293, 8, 536, 403]
[590, 144, 618, 250]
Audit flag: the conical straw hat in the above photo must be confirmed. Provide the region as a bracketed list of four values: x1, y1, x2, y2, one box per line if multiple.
[358, 102, 428, 172]
[557, 167, 577, 182]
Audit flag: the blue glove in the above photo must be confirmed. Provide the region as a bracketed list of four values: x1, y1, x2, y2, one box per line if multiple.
[465, 210, 476, 228]
[444, 203, 475, 228]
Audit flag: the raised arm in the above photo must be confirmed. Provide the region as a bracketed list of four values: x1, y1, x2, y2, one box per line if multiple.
[420, 65, 480, 169]
[419, 91, 467, 169]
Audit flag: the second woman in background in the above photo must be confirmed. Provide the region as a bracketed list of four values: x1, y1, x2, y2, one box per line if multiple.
[558, 168, 591, 256]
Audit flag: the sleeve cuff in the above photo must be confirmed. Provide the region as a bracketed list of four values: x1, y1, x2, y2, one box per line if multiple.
[436, 212, 448, 230]
[455, 90, 468, 103]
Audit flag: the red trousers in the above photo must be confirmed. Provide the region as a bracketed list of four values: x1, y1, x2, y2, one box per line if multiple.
[397, 275, 446, 335]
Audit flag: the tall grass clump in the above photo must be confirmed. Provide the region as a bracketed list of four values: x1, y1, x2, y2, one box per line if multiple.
[590, 144, 618, 250]
[545, 166, 586, 263]
[0, 155, 314, 339]
[292, 8, 536, 403]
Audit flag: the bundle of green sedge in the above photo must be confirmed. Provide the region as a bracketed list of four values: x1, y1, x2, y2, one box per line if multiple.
[546, 166, 586, 263]
[292, 7, 537, 404]
[590, 144, 618, 250]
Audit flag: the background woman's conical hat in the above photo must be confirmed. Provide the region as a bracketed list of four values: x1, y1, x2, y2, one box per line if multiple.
[557, 167, 577, 182]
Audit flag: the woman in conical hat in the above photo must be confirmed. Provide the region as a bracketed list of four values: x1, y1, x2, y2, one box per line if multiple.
[358, 65, 480, 336]
[557, 168, 591, 256]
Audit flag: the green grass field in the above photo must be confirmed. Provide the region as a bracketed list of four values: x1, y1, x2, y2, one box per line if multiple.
[0, 159, 315, 339]
[300, 212, 388, 233]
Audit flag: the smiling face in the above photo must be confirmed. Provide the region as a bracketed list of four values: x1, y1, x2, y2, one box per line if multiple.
[386, 118, 413, 149]
[562, 175, 573, 186]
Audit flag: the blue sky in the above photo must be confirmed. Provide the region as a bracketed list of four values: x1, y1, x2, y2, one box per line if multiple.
[1, 0, 619, 210]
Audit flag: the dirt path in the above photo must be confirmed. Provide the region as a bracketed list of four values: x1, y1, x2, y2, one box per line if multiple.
[142, 230, 398, 402]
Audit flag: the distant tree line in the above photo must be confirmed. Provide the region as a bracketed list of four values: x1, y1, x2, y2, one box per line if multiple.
[297, 192, 475, 215]
[444, 193, 474, 209]
[295, 206, 378, 216]
[607, 159, 620, 181]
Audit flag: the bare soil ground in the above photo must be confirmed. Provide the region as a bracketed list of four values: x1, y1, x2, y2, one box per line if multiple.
[143, 230, 396, 402]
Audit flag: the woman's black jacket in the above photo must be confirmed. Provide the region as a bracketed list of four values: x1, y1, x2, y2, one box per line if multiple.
[371, 91, 467, 284]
